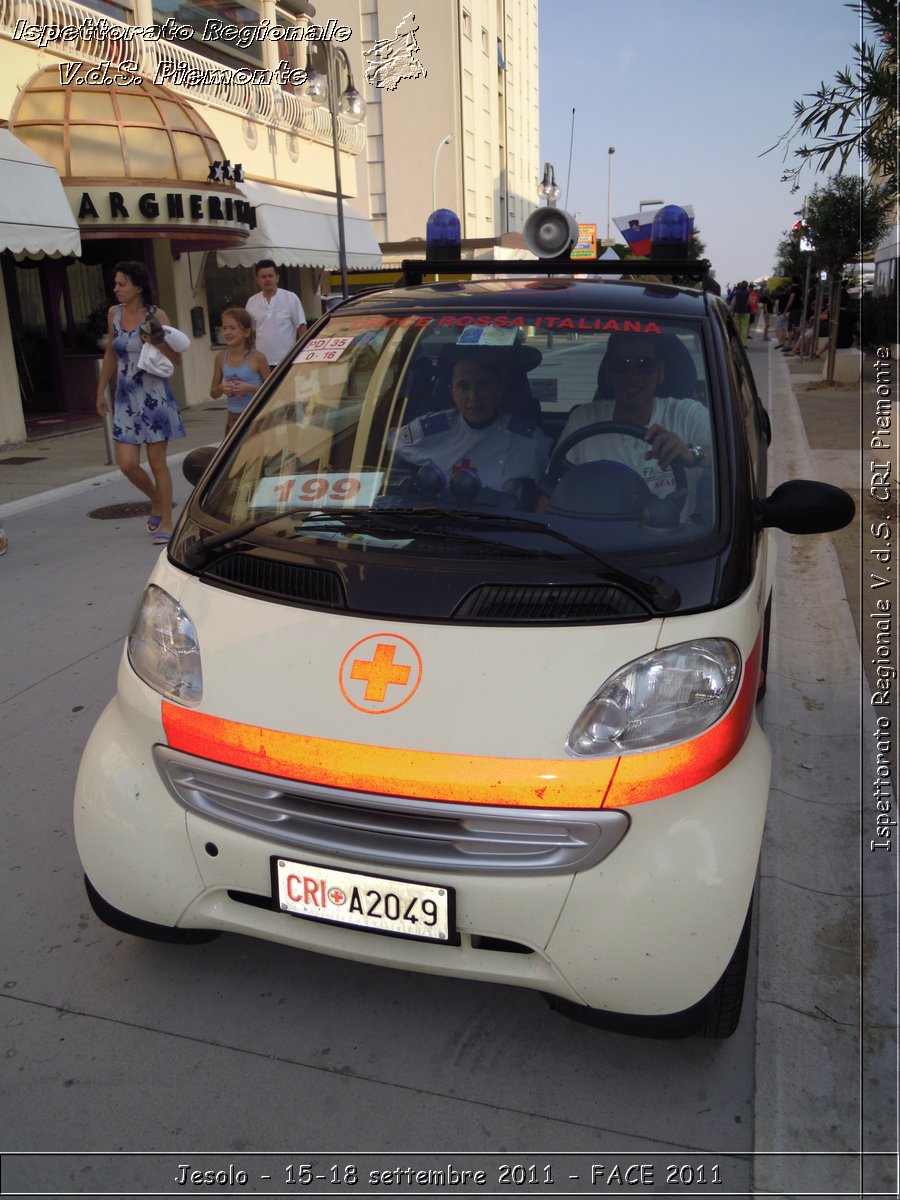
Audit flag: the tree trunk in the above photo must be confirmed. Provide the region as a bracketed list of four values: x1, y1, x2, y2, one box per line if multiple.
[824, 271, 842, 385]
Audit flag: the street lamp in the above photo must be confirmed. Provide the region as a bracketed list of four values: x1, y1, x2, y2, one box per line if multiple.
[306, 47, 366, 299]
[606, 146, 615, 242]
[432, 133, 454, 211]
[537, 161, 561, 206]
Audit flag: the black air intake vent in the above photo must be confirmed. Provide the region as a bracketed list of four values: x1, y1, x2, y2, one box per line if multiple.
[204, 554, 346, 608]
[453, 583, 647, 623]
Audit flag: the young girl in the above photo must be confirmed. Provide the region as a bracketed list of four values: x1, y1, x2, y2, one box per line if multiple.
[209, 308, 270, 432]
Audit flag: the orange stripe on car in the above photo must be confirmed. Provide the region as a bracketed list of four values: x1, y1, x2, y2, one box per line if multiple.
[161, 640, 759, 810]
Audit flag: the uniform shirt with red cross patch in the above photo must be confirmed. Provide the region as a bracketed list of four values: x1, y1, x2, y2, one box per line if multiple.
[393, 409, 550, 495]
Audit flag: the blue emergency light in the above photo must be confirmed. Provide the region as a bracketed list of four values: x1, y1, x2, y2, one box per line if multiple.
[650, 205, 693, 260]
[426, 209, 462, 261]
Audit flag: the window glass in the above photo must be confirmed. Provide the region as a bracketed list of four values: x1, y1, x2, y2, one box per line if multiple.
[199, 309, 717, 559]
[152, 0, 264, 67]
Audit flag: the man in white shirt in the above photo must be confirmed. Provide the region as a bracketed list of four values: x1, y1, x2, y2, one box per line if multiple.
[245, 260, 307, 368]
[393, 350, 549, 506]
[552, 332, 711, 521]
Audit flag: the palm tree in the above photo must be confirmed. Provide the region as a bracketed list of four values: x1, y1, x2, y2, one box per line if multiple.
[765, 0, 898, 193]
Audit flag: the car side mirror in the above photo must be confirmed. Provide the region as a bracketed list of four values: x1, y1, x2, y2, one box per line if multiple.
[754, 480, 855, 534]
[183, 446, 218, 487]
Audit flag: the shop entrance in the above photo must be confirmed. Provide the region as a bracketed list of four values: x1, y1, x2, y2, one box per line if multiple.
[2, 239, 151, 434]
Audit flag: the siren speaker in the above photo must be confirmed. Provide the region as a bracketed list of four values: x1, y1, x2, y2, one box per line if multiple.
[523, 207, 580, 259]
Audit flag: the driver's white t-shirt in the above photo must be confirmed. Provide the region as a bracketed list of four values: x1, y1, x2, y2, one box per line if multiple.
[556, 396, 711, 517]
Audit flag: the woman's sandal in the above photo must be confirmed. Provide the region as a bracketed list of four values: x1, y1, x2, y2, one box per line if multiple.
[147, 514, 162, 533]
[152, 530, 171, 545]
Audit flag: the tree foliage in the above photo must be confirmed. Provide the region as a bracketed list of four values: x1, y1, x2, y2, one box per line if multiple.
[773, 228, 812, 278]
[765, 0, 898, 192]
[804, 173, 893, 270]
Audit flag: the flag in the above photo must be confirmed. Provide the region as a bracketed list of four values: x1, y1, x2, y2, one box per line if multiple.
[612, 206, 695, 257]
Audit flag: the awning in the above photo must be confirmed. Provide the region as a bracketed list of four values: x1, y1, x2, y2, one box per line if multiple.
[0, 129, 81, 258]
[216, 181, 381, 271]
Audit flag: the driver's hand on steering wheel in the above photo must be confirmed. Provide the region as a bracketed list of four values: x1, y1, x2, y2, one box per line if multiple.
[644, 424, 692, 470]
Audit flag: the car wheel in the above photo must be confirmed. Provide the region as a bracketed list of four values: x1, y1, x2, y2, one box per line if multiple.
[84, 875, 220, 945]
[698, 893, 754, 1039]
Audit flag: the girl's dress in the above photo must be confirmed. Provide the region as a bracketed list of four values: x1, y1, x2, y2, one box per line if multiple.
[111, 305, 186, 444]
[222, 354, 264, 417]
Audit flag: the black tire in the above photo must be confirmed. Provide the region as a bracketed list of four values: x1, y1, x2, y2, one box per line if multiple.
[699, 893, 754, 1039]
[84, 875, 220, 945]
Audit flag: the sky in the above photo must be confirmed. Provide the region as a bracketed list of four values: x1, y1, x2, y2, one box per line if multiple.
[537, 0, 865, 288]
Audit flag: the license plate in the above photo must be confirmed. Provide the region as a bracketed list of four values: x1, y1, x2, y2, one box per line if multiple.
[272, 858, 455, 943]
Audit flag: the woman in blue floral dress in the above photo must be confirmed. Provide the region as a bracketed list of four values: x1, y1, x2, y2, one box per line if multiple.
[95, 261, 185, 544]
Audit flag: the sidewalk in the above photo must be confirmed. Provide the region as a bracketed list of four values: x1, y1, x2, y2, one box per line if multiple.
[0, 401, 225, 516]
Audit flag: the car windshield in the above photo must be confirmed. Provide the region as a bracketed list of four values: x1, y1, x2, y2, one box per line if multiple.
[199, 306, 718, 558]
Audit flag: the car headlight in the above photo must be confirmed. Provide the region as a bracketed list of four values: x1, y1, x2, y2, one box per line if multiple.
[567, 639, 741, 757]
[127, 584, 202, 705]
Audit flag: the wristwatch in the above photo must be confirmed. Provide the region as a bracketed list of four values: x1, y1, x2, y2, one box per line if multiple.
[687, 444, 705, 467]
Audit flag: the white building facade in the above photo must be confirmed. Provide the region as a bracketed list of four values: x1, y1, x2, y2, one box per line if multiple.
[325, 0, 540, 247]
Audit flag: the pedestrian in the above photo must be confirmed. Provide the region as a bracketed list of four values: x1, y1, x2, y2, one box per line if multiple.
[759, 287, 774, 340]
[246, 260, 307, 370]
[747, 285, 759, 338]
[773, 283, 788, 347]
[209, 308, 270, 433]
[0, 521, 7, 555]
[95, 261, 186, 545]
[779, 275, 803, 351]
[730, 280, 751, 346]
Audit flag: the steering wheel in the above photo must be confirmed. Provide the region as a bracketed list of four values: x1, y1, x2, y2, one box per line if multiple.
[546, 420, 689, 518]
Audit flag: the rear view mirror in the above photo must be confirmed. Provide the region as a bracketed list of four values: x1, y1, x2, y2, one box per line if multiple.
[182, 446, 217, 487]
[754, 480, 855, 535]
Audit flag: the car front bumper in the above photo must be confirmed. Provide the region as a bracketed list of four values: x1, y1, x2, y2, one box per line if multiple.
[75, 668, 771, 1017]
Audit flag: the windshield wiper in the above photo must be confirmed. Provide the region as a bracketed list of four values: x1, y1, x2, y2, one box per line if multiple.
[181, 507, 323, 570]
[183, 506, 680, 612]
[302, 507, 681, 612]
[427, 510, 681, 612]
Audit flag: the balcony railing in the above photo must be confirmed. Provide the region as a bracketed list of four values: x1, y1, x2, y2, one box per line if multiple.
[0, 0, 366, 153]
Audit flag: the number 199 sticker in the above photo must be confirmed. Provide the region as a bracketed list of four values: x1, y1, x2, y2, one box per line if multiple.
[252, 471, 384, 509]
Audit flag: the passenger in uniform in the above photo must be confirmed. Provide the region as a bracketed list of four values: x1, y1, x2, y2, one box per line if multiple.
[392, 349, 549, 505]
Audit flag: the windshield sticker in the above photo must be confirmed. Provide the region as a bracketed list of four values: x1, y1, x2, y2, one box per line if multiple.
[436, 315, 662, 334]
[341, 315, 434, 331]
[293, 336, 355, 363]
[251, 472, 385, 509]
[455, 325, 519, 347]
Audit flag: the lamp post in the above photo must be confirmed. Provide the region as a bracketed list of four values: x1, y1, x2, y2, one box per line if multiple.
[606, 146, 615, 242]
[306, 48, 366, 300]
[432, 133, 454, 212]
[537, 161, 561, 207]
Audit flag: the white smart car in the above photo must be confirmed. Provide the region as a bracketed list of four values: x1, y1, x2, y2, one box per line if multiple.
[75, 222, 852, 1038]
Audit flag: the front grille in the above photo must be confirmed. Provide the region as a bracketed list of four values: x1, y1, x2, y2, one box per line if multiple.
[454, 583, 647, 622]
[204, 553, 345, 608]
[156, 748, 628, 875]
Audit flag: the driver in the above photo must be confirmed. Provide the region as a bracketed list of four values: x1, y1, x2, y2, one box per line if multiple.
[392, 347, 549, 505]
[553, 331, 711, 517]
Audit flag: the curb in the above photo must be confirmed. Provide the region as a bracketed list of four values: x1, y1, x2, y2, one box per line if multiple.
[753, 348, 884, 1194]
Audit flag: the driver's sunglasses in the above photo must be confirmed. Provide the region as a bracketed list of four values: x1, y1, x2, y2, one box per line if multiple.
[608, 356, 659, 376]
